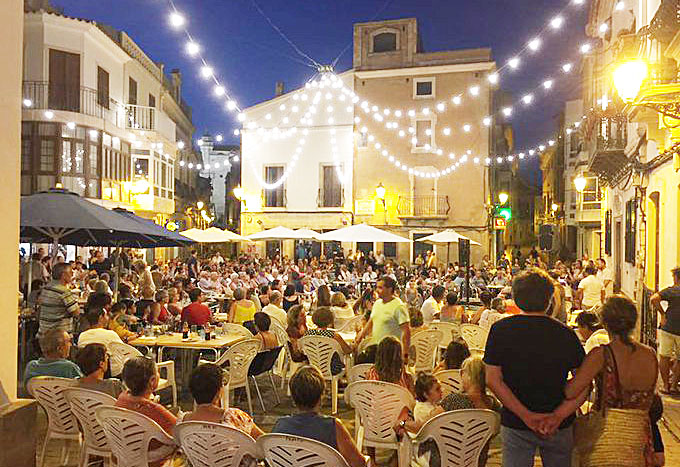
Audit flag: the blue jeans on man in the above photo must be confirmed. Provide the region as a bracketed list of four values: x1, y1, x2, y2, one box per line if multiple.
[502, 426, 573, 467]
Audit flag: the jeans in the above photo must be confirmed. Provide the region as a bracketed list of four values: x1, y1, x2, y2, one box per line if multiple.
[502, 425, 573, 467]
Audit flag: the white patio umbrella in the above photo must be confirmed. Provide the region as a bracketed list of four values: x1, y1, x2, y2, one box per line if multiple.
[317, 223, 411, 243]
[180, 227, 247, 243]
[294, 228, 321, 240]
[246, 226, 301, 241]
[417, 229, 481, 264]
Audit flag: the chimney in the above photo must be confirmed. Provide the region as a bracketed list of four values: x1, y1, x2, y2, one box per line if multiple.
[170, 69, 182, 100]
[275, 81, 285, 97]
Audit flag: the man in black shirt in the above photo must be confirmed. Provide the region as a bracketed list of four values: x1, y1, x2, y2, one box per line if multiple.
[484, 269, 586, 467]
[186, 250, 199, 280]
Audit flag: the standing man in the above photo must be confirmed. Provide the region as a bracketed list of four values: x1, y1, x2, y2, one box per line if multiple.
[186, 250, 199, 281]
[37, 262, 80, 338]
[577, 265, 604, 310]
[421, 285, 445, 325]
[596, 258, 614, 297]
[651, 267, 680, 394]
[355, 276, 410, 358]
[484, 269, 586, 467]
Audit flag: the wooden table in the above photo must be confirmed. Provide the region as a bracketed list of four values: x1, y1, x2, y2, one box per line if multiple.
[129, 332, 247, 361]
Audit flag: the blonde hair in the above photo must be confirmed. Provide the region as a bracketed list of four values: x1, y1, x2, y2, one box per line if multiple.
[331, 292, 347, 307]
[461, 356, 486, 393]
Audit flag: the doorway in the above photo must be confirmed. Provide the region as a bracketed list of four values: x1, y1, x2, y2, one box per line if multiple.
[615, 220, 622, 293]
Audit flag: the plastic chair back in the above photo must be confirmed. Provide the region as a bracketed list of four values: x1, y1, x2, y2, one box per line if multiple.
[218, 338, 261, 386]
[64, 388, 116, 453]
[460, 324, 488, 352]
[221, 323, 254, 339]
[434, 369, 463, 397]
[429, 321, 460, 346]
[413, 409, 500, 467]
[95, 405, 176, 467]
[411, 329, 443, 373]
[256, 433, 350, 467]
[299, 335, 343, 380]
[347, 363, 373, 384]
[27, 376, 79, 436]
[346, 380, 415, 448]
[175, 421, 258, 467]
[109, 341, 143, 377]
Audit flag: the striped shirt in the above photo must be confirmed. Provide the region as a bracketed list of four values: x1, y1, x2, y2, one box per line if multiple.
[38, 281, 79, 336]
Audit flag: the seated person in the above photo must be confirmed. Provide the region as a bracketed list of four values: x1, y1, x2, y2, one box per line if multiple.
[108, 301, 139, 342]
[24, 329, 82, 383]
[366, 336, 414, 393]
[261, 290, 287, 328]
[440, 356, 501, 412]
[149, 289, 171, 324]
[440, 291, 468, 325]
[253, 312, 279, 350]
[116, 356, 177, 435]
[478, 297, 508, 331]
[182, 363, 264, 439]
[78, 307, 124, 349]
[181, 288, 212, 327]
[304, 307, 353, 375]
[273, 366, 366, 467]
[575, 310, 609, 353]
[135, 286, 156, 321]
[413, 373, 444, 425]
[75, 343, 125, 398]
[434, 339, 471, 372]
[331, 292, 355, 329]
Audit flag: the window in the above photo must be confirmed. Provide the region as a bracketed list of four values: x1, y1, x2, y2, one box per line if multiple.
[415, 120, 433, 149]
[372, 32, 397, 53]
[581, 176, 601, 210]
[97, 67, 109, 109]
[605, 210, 612, 255]
[383, 242, 397, 257]
[148, 94, 156, 108]
[320, 165, 342, 207]
[625, 199, 636, 264]
[413, 77, 435, 99]
[128, 77, 137, 105]
[357, 242, 373, 254]
[358, 132, 368, 148]
[264, 166, 285, 207]
[49, 49, 80, 112]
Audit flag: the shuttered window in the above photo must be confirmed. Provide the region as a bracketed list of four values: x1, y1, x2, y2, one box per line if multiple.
[97, 67, 109, 109]
[128, 78, 138, 105]
[321, 165, 342, 207]
[49, 49, 80, 112]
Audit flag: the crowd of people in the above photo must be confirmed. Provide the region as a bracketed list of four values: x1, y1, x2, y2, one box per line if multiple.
[19, 244, 677, 467]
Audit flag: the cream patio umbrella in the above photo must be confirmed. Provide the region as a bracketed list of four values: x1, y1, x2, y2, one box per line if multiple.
[417, 229, 481, 264]
[179, 227, 248, 243]
[317, 223, 411, 243]
[294, 228, 321, 240]
[246, 226, 301, 241]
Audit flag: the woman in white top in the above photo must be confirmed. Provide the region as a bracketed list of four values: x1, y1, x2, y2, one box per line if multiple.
[479, 297, 507, 330]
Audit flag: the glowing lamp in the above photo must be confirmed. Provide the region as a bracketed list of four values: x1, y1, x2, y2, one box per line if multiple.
[574, 174, 587, 193]
[613, 60, 647, 102]
[233, 186, 244, 201]
[196, 201, 204, 210]
[499, 192, 509, 204]
[375, 182, 386, 200]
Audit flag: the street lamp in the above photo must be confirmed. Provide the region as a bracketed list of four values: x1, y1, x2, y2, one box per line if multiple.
[498, 192, 509, 205]
[233, 185, 244, 201]
[574, 174, 587, 193]
[613, 59, 648, 102]
[551, 202, 559, 213]
[196, 201, 204, 210]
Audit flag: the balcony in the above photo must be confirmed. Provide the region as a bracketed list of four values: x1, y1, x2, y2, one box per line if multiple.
[588, 114, 630, 184]
[125, 104, 176, 142]
[22, 81, 120, 126]
[397, 195, 450, 219]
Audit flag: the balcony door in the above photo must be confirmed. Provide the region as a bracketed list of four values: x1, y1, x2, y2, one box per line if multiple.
[413, 166, 436, 216]
[49, 49, 80, 112]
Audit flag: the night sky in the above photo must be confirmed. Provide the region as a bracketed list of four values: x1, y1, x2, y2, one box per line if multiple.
[55, 0, 588, 183]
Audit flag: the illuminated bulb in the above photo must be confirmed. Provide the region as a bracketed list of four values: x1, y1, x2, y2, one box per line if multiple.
[529, 150, 535, 155]
[169, 11, 185, 28]
[394, 110, 402, 117]
[214, 85, 225, 96]
[449, 153, 456, 159]
[573, 0, 584, 4]
[599, 23, 609, 33]
[469, 86, 480, 96]
[436, 102, 446, 112]
[408, 109, 416, 117]
[502, 107, 513, 117]
[227, 100, 237, 111]
[580, 43, 591, 54]
[368, 135, 374, 142]
[551, 16, 564, 29]
[408, 127, 415, 134]
[528, 38, 541, 51]
[522, 94, 533, 105]
[543, 79, 554, 89]
[549, 140, 555, 146]
[292, 105, 299, 113]
[424, 144, 431, 151]
[508, 57, 520, 69]
[66, 122, 76, 130]
[411, 137, 418, 145]
[204, 164, 210, 170]
[23, 98, 32, 107]
[237, 113, 245, 122]
[44, 110, 54, 119]
[371, 105, 378, 112]
[488, 73, 499, 84]
[474, 157, 480, 164]
[200, 66, 213, 79]
[574, 121, 581, 128]
[179, 161, 185, 166]
[383, 108, 390, 115]
[398, 130, 405, 137]
[436, 149, 443, 155]
[186, 41, 200, 56]
[422, 107, 430, 115]
[346, 106, 352, 112]
[562, 63, 573, 73]
[463, 124, 471, 132]
[425, 129, 432, 136]
[452, 95, 462, 105]
[443, 127, 451, 136]
[483, 116, 492, 126]
[326, 105, 333, 112]
[497, 157, 503, 163]
[177, 140, 185, 149]
[196, 164, 202, 170]
[265, 113, 272, 120]
[233, 129, 240, 136]
[216, 134, 223, 142]
[188, 163, 194, 169]
[328, 117, 334, 124]
[283, 117, 289, 124]
[485, 157, 491, 164]
[615, 1, 625, 10]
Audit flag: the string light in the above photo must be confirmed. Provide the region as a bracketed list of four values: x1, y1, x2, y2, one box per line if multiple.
[185, 41, 200, 56]
[169, 11, 185, 28]
[528, 38, 541, 51]
[551, 16, 564, 29]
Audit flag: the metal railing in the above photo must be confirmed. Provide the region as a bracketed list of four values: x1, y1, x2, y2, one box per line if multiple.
[596, 115, 627, 153]
[397, 195, 450, 217]
[126, 104, 156, 131]
[22, 81, 118, 123]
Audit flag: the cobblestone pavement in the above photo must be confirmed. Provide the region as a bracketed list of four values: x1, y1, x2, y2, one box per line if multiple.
[36, 381, 680, 466]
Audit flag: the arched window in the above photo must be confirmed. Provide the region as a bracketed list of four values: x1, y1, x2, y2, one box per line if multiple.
[372, 32, 397, 53]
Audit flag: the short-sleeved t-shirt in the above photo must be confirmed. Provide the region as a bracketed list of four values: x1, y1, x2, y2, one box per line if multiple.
[578, 275, 603, 307]
[659, 285, 680, 335]
[181, 302, 212, 326]
[483, 315, 585, 430]
[24, 358, 83, 383]
[370, 297, 409, 345]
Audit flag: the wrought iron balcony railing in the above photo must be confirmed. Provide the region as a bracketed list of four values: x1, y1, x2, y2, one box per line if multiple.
[397, 195, 450, 218]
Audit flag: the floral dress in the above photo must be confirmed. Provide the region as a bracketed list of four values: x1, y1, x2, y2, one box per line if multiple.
[595, 345, 656, 467]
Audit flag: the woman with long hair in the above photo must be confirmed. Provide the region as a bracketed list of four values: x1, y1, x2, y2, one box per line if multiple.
[366, 336, 413, 393]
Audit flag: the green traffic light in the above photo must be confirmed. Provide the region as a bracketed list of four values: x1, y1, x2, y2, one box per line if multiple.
[499, 207, 512, 220]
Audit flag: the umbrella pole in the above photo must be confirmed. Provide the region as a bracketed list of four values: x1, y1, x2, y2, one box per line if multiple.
[113, 246, 121, 302]
[447, 242, 450, 266]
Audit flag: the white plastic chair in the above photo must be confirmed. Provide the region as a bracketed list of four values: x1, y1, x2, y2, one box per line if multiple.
[200, 338, 261, 414]
[429, 321, 460, 349]
[410, 329, 443, 373]
[27, 376, 81, 467]
[299, 335, 346, 414]
[220, 323, 255, 339]
[64, 388, 116, 467]
[95, 405, 177, 467]
[459, 324, 488, 354]
[411, 409, 500, 467]
[346, 380, 415, 467]
[434, 369, 463, 397]
[109, 341, 177, 408]
[175, 421, 259, 467]
[256, 433, 350, 467]
[336, 314, 364, 332]
[270, 321, 292, 390]
[347, 363, 373, 384]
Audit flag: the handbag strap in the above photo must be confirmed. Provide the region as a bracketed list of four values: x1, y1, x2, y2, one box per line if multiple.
[602, 344, 623, 403]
